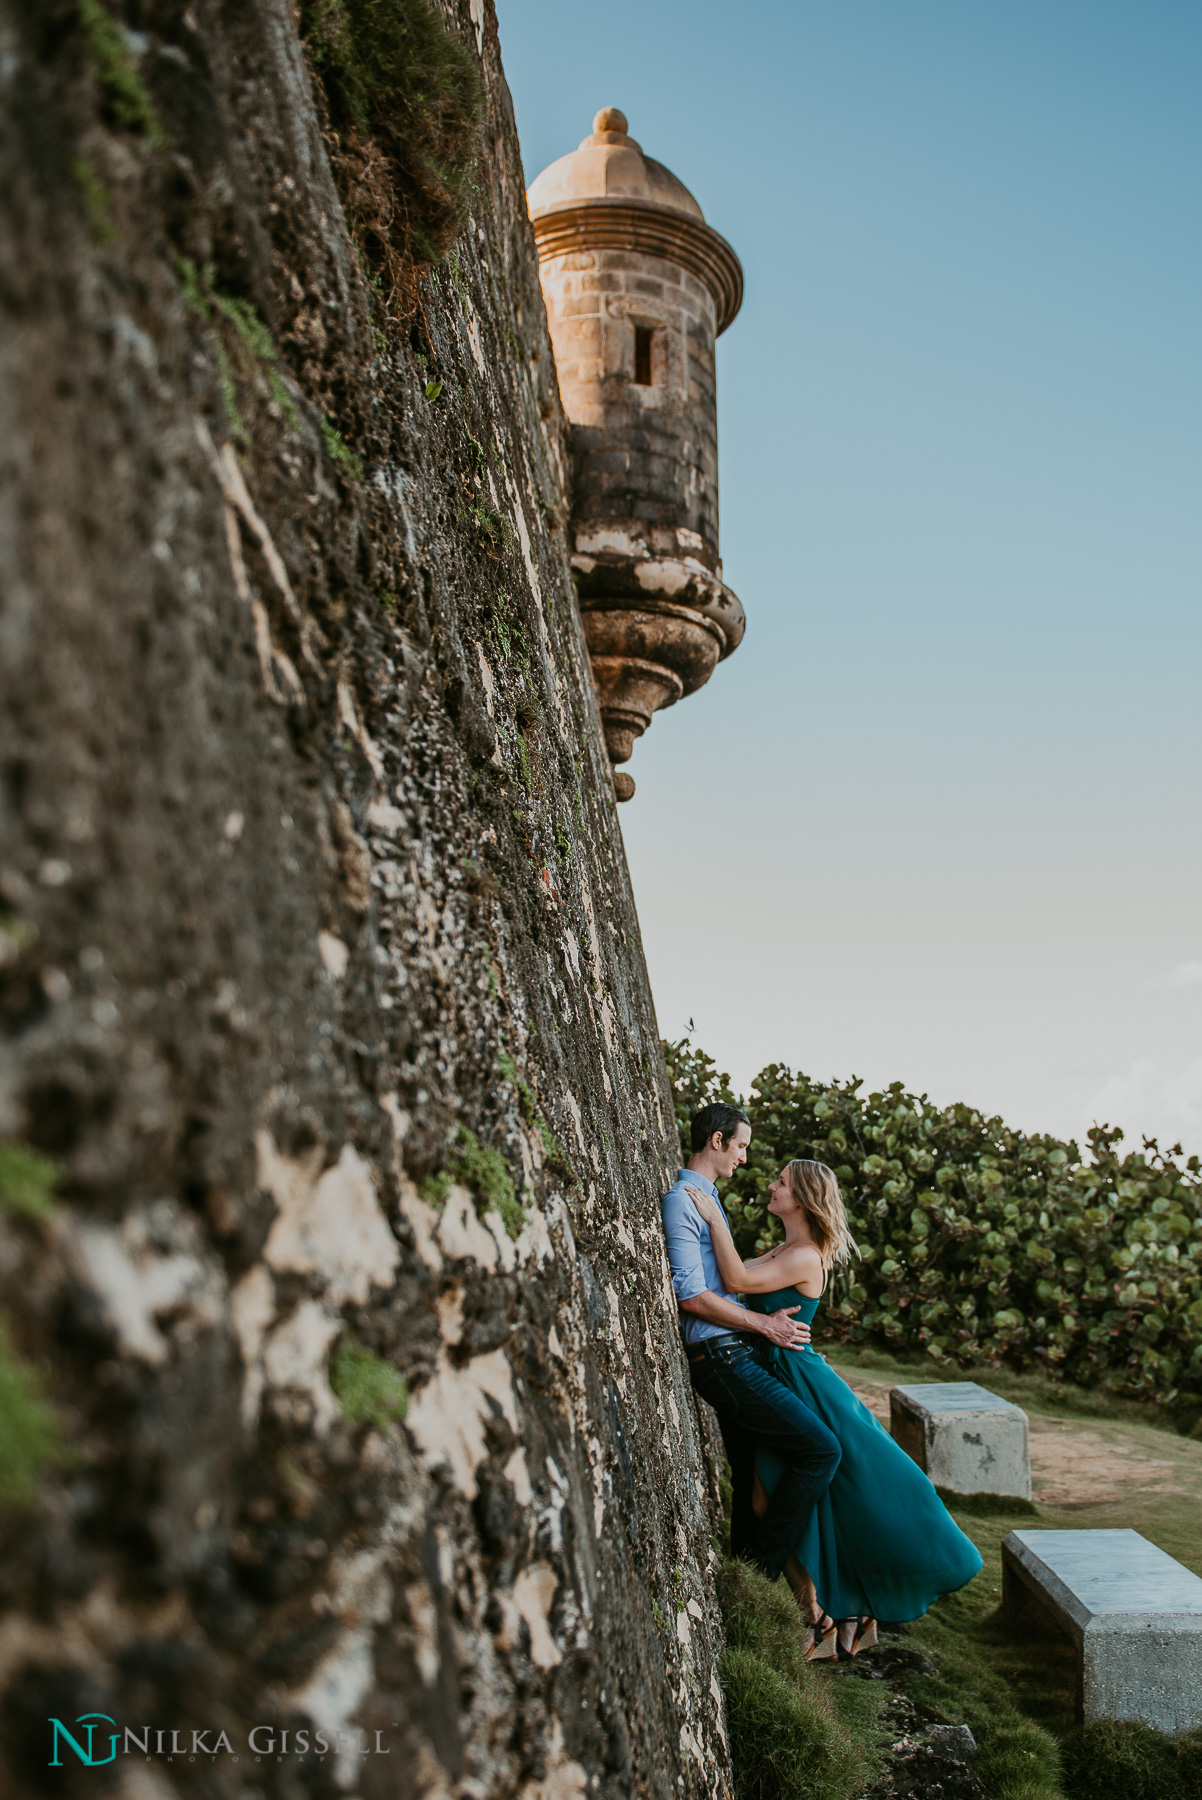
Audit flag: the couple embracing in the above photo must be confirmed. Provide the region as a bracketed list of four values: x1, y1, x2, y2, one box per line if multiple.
[662, 1102, 982, 1660]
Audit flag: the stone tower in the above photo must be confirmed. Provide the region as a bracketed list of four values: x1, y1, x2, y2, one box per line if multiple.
[528, 108, 745, 800]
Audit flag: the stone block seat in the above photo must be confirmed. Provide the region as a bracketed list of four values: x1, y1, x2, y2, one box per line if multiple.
[1002, 1529, 1202, 1731]
[890, 1381, 1030, 1500]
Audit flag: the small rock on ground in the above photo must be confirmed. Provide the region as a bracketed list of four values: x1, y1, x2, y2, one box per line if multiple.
[827, 1636, 993, 1799]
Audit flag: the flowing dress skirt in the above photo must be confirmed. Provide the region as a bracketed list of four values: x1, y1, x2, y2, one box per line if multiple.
[751, 1288, 983, 1621]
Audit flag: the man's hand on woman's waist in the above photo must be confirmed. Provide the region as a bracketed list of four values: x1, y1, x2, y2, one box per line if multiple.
[754, 1305, 812, 1350]
[679, 1289, 811, 1350]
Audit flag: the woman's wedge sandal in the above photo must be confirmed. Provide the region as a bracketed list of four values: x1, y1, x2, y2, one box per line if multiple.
[835, 1617, 878, 1660]
[802, 1613, 838, 1662]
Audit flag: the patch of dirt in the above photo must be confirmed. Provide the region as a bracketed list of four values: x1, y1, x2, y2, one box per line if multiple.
[837, 1371, 1185, 1508]
[1028, 1419, 1184, 1507]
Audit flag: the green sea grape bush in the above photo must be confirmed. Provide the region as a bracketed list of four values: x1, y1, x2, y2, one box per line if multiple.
[663, 1040, 1202, 1417]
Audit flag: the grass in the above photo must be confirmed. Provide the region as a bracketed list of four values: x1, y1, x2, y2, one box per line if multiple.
[717, 1492, 1200, 1800]
[300, 0, 482, 313]
[829, 1344, 1202, 1573]
[1060, 1720, 1202, 1799]
[830, 1340, 1194, 1439]
[817, 1347, 1202, 1796]
[711, 1349, 1202, 1798]
[903, 1507, 1202, 1799]
[904, 1513, 1069, 1799]
[717, 1560, 885, 1800]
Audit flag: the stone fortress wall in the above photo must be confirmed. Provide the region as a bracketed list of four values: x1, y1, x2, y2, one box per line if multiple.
[0, 2, 730, 1796]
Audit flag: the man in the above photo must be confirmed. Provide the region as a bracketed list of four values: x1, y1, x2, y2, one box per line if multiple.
[661, 1102, 840, 1582]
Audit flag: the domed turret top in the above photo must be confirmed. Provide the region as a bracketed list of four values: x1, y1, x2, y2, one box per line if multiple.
[527, 106, 705, 223]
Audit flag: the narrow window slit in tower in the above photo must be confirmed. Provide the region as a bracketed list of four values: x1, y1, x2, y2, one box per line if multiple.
[633, 327, 653, 386]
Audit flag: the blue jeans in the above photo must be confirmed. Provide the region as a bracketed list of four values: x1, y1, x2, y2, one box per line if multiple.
[690, 1334, 841, 1581]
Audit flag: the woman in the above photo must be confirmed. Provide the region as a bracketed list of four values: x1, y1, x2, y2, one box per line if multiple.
[686, 1160, 982, 1659]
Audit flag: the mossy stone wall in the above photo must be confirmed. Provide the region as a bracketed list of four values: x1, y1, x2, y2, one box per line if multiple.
[0, 0, 727, 1793]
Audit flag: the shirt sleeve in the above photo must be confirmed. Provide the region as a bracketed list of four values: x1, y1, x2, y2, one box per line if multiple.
[661, 1190, 710, 1305]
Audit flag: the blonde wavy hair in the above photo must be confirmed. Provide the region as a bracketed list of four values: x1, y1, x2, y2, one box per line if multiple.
[786, 1159, 859, 1271]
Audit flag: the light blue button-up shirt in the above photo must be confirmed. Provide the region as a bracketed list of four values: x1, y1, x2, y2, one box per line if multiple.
[661, 1168, 749, 1344]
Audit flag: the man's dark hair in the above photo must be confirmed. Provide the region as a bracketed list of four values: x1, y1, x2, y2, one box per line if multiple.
[690, 1102, 751, 1155]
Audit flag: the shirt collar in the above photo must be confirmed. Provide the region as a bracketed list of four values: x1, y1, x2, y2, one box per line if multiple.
[679, 1168, 718, 1199]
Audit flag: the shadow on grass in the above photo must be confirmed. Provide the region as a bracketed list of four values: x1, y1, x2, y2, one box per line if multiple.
[936, 1487, 1040, 1517]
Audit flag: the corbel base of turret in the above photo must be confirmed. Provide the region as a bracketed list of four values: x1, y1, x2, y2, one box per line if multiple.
[580, 597, 730, 802]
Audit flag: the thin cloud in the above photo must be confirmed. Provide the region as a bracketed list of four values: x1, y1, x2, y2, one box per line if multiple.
[1080, 1057, 1202, 1156]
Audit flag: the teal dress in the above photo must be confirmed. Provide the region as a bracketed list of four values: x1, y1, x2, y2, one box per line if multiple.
[750, 1286, 983, 1621]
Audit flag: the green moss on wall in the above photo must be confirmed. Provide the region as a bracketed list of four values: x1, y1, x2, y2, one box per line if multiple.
[0, 1320, 63, 1506]
[300, 0, 483, 314]
[420, 1124, 526, 1239]
[0, 1144, 59, 1221]
[174, 258, 303, 445]
[319, 416, 364, 480]
[498, 1052, 573, 1179]
[329, 1341, 409, 1428]
[69, 154, 117, 243]
[78, 0, 164, 146]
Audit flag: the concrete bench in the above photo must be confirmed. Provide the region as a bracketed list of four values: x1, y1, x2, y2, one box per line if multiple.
[890, 1381, 1030, 1500]
[1003, 1528, 1202, 1732]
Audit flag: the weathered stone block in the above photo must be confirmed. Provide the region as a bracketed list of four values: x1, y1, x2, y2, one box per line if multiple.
[1003, 1529, 1202, 1731]
[890, 1381, 1030, 1498]
[560, 292, 602, 317]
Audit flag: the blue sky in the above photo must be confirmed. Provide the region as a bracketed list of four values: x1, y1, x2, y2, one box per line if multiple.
[499, 0, 1202, 1153]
